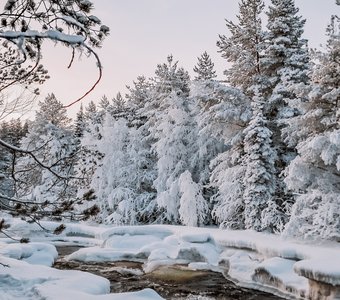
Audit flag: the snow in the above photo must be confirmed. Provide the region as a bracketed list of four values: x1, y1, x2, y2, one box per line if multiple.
[1, 218, 340, 299]
[0, 30, 86, 44]
[294, 258, 340, 285]
[254, 257, 309, 295]
[0, 255, 163, 300]
[0, 242, 57, 266]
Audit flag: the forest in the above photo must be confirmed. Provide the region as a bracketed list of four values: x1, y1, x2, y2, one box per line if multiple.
[0, 0, 339, 243]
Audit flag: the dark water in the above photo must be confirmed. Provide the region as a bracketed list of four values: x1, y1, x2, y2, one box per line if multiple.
[54, 246, 285, 300]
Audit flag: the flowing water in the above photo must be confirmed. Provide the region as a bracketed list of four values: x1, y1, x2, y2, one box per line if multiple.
[54, 246, 285, 300]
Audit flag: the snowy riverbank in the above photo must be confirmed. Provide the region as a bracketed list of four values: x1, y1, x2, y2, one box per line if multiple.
[1, 217, 339, 299]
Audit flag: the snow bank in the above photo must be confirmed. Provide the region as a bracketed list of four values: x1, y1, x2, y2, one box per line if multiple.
[0, 257, 163, 300]
[294, 259, 340, 286]
[253, 257, 308, 298]
[0, 242, 57, 266]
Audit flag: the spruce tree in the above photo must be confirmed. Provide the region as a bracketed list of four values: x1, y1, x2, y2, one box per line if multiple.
[74, 104, 85, 139]
[242, 91, 279, 231]
[36, 93, 71, 127]
[264, 0, 309, 112]
[214, 0, 279, 231]
[193, 51, 217, 81]
[260, 0, 310, 231]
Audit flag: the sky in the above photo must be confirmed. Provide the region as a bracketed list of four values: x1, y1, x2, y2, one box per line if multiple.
[35, 0, 339, 117]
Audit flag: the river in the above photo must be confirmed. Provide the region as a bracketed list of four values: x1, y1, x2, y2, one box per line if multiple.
[54, 246, 285, 300]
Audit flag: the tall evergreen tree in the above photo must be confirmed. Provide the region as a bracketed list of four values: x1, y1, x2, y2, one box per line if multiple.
[36, 93, 71, 127]
[193, 51, 217, 81]
[260, 0, 310, 231]
[14, 95, 77, 213]
[242, 92, 278, 231]
[214, 0, 278, 231]
[85, 115, 157, 225]
[74, 104, 85, 139]
[264, 0, 309, 113]
[217, 0, 265, 96]
[151, 57, 194, 223]
[283, 12, 340, 240]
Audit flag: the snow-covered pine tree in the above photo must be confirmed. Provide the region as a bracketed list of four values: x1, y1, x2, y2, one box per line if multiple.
[74, 100, 104, 199]
[264, 0, 309, 114]
[242, 90, 278, 231]
[178, 170, 208, 226]
[283, 12, 340, 241]
[149, 56, 209, 224]
[76, 79, 158, 225]
[213, 0, 276, 230]
[84, 101, 102, 130]
[190, 79, 250, 227]
[14, 95, 77, 217]
[81, 112, 157, 225]
[126, 76, 152, 112]
[112, 92, 125, 113]
[36, 94, 71, 127]
[193, 51, 217, 81]
[74, 104, 85, 139]
[217, 0, 265, 96]
[262, 0, 310, 225]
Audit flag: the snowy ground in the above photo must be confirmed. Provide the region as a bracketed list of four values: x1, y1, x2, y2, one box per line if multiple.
[1, 215, 340, 299]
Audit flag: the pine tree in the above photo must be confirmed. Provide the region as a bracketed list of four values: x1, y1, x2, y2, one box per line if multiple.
[217, 0, 265, 96]
[14, 95, 77, 211]
[126, 76, 151, 111]
[259, 0, 310, 231]
[86, 115, 157, 225]
[112, 92, 125, 113]
[36, 93, 71, 127]
[193, 51, 217, 81]
[214, 0, 280, 230]
[74, 104, 85, 138]
[264, 0, 309, 113]
[190, 79, 250, 227]
[283, 13, 340, 240]
[146, 56, 211, 224]
[242, 92, 279, 231]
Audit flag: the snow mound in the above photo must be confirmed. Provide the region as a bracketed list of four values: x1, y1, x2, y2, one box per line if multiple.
[0, 257, 163, 300]
[0, 242, 57, 266]
[253, 257, 308, 298]
[294, 258, 340, 286]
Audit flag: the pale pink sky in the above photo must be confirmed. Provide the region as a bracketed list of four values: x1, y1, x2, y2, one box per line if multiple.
[38, 0, 338, 117]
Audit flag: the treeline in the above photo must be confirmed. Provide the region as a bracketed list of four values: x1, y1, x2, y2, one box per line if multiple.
[0, 0, 338, 241]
